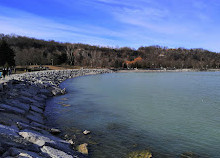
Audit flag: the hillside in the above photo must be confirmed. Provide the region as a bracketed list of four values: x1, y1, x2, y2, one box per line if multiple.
[1, 34, 220, 69]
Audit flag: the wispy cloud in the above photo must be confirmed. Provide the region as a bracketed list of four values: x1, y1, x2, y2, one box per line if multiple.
[94, 0, 220, 51]
[0, 0, 220, 51]
[0, 5, 126, 46]
[94, 0, 155, 7]
[0, 3, 169, 48]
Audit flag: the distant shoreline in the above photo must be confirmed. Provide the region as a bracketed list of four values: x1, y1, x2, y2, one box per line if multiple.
[115, 68, 220, 73]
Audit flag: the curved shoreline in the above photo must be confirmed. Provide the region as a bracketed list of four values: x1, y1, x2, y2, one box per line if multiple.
[0, 69, 112, 158]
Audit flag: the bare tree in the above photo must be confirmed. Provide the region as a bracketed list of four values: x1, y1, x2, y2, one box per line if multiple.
[65, 44, 74, 65]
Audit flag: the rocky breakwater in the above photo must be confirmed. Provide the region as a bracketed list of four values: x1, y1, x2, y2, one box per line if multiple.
[0, 69, 112, 158]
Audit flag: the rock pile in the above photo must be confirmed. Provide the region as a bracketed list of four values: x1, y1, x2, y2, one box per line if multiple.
[0, 69, 112, 158]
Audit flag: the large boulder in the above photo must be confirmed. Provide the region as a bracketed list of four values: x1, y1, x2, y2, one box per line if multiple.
[18, 96, 39, 105]
[31, 102, 45, 109]
[38, 89, 51, 97]
[0, 125, 39, 153]
[0, 104, 25, 115]
[4, 99, 30, 112]
[41, 146, 73, 158]
[19, 129, 72, 153]
[30, 105, 44, 114]
[37, 94, 48, 100]
[3, 147, 43, 158]
[30, 122, 50, 131]
[16, 122, 44, 133]
[20, 91, 34, 98]
[6, 89, 20, 98]
[19, 129, 51, 146]
[0, 124, 20, 139]
[0, 112, 30, 126]
[26, 113, 44, 125]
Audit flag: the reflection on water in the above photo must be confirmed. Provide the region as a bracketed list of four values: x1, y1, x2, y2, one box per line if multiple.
[45, 72, 220, 158]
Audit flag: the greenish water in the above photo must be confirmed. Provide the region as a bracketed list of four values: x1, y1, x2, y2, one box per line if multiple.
[45, 72, 220, 158]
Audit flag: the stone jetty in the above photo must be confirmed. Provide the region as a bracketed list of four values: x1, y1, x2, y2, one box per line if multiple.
[0, 69, 112, 158]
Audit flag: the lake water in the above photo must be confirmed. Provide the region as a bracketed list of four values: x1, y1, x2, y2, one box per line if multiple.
[45, 72, 220, 158]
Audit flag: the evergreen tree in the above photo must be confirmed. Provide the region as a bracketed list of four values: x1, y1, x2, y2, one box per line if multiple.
[0, 40, 15, 66]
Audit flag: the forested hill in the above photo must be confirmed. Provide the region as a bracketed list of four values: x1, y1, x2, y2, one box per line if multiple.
[1, 34, 220, 69]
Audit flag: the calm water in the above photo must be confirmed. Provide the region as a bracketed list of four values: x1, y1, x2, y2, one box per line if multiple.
[45, 72, 220, 158]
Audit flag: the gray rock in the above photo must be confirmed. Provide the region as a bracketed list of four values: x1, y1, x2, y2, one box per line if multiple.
[51, 87, 63, 96]
[7, 90, 19, 98]
[17, 154, 37, 158]
[83, 130, 90, 135]
[61, 88, 66, 94]
[8, 147, 43, 158]
[31, 102, 45, 109]
[16, 122, 44, 133]
[0, 69, 112, 157]
[20, 91, 33, 98]
[30, 105, 44, 114]
[25, 87, 39, 96]
[29, 110, 44, 119]
[37, 94, 47, 100]
[19, 130, 50, 147]
[39, 89, 51, 97]
[18, 96, 39, 105]
[41, 146, 73, 158]
[0, 104, 25, 115]
[26, 113, 44, 124]
[30, 122, 50, 131]
[4, 99, 30, 112]
[0, 125, 39, 153]
[19, 129, 75, 154]
[1, 150, 10, 157]
[50, 128, 61, 135]
[67, 139, 74, 145]
[32, 96, 45, 103]
[0, 112, 29, 126]
[19, 129, 71, 152]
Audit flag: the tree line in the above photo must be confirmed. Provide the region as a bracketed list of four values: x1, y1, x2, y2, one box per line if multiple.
[0, 34, 220, 69]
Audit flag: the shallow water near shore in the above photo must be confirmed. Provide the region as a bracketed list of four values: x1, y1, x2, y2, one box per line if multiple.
[45, 72, 220, 158]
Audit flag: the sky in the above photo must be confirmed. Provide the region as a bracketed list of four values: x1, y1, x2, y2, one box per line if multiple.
[0, 0, 220, 52]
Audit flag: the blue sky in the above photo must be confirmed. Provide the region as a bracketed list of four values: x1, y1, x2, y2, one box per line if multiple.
[0, 0, 220, 52]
